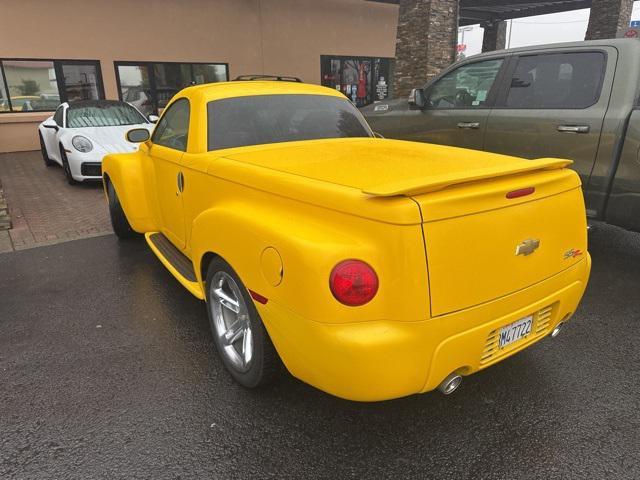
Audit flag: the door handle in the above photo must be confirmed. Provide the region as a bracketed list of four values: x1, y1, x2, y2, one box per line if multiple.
[177, 171, 184, 194]
[457, 122, 480, 129]
[557, 125, 590, 134]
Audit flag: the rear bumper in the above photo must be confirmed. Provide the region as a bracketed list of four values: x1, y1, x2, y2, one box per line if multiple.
[258, 254, 591, 402]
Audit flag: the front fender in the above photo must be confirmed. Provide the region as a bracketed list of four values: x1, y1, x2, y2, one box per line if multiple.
[102, 149, 158, 233]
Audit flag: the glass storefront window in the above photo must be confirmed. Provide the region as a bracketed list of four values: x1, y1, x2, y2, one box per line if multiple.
[193, 64, 227, 84]
[116, 61, 229, 115]
[0, 67, 9, 112]
[321, 55, 393, 107]
[119, 64, 154, 116]
[153, 63, 192, 109]
[61, 62, 102, 102]
[2, 60, 60, 111]
[0, 59, 105, 113]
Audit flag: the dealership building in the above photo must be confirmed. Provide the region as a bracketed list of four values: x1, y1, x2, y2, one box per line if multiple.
[0, 0, 399, 153]
[0, 0, 633, 153]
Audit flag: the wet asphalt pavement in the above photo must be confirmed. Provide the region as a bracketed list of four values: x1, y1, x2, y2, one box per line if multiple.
[1, 224, 639, 480]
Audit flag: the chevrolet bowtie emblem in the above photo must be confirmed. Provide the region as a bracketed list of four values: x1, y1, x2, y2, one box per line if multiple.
[515, 238, 540, 256]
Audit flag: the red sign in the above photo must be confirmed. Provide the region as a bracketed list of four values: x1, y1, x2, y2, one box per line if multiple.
[624, 29, 639, 38]
[456, 44, 467, 53]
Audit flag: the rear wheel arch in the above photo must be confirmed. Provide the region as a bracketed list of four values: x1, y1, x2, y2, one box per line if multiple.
[204, 255, 282, 388]
[197, 247, 263, 305]
[190, 209, 272, 294]
[197, 250, 261, 302]
[200, 251, 222, 287]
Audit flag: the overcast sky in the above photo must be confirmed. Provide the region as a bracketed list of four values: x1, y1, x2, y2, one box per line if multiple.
[460, 1, 640, 56]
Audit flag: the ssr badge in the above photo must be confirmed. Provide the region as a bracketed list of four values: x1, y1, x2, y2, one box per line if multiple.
[564, 248, 583, 259]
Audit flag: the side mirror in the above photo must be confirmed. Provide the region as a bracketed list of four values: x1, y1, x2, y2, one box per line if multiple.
[148, 114, 159, 124]
[408, 88, 426, 110]
[126, 128, 151, 143]
[42, 118, 59, 131]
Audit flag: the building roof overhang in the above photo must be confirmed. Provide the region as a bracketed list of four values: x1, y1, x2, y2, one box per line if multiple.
[367, 0, 593, 26]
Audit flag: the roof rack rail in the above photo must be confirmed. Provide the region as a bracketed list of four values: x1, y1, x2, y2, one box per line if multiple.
[233, 74, 303, 83]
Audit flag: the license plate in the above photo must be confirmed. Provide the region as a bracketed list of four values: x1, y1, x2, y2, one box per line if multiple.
[498, 315, 533, 349]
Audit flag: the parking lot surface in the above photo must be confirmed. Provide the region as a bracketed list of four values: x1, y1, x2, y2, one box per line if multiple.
[0, 152, 111, 252]
[1, 224, 639, 479]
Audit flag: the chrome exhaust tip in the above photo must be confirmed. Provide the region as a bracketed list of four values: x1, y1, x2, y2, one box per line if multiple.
[551, 322, 564, 338]
[438, 373, 462, 395]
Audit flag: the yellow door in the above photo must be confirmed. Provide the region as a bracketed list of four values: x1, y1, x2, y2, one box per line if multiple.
[149, 144, 185, 248]
[148, 98, 191, 249]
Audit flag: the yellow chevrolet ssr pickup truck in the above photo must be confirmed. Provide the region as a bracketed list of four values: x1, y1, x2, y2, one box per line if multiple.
[102, 81, 591, 401]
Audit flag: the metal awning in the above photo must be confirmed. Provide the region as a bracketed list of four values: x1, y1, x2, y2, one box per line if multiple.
[368, 0, 593, 26]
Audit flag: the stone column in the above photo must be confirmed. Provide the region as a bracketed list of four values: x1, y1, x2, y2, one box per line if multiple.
[585, 0, 633, 40]
[482, 21, 507, 52]
[392, 0, 459, 99]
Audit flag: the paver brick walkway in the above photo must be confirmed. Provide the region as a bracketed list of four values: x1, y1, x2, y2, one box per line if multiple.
[0, 151, 112, 252]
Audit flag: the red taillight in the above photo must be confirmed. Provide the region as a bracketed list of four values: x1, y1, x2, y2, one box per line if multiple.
[329, 260, 379, 306]
[506, 187, 535, 199]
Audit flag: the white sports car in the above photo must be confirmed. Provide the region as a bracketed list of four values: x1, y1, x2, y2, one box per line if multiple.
[38, 100, 157, 184]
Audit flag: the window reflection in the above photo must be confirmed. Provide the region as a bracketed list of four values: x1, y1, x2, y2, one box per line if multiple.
[116, 62, 228, 116]
[61, 63, 101, 102]
[505, 52, 605, 109]
[0, 67, 9, 112]
[193, 64, 227, 84]
[321, 56, 392, 107]
[119, 64, 154, 116]
[3, 60, 61, 111]
[153, 63, 191, 109]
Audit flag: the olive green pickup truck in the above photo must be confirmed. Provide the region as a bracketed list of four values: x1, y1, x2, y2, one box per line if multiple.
[363, 39, 640, 232]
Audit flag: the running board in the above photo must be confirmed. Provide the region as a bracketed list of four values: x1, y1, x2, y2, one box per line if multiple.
[145, 232, 204, 300]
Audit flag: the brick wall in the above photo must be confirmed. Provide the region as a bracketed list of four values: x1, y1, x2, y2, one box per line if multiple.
[392, 0, 459, 98]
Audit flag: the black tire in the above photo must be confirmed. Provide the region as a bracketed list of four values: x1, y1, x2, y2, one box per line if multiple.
[59, 145, 78, 185]
[106, 181, 135, 240]
[205, 258, 281, 388]
[39, 133, 55, 167]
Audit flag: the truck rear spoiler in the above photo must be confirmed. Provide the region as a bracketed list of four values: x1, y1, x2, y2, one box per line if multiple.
[361, 158, 573, 197]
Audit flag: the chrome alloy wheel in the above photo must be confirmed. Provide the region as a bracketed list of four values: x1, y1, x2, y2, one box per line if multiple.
[210, 271, 253, 373]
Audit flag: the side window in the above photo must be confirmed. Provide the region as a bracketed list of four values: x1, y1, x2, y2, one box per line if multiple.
[426, 59, 503, 109]
[151, 98, 190, 151]
[505, 52, 605, 109]
[53, 106, 64, 127]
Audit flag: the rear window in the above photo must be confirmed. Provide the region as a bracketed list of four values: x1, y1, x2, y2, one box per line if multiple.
[505, 51, 606, 109]
[207, 94, 371, 150]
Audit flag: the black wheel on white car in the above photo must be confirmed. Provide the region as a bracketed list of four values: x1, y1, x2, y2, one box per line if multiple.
[205, 258, 280, 388]
[59, 145, 78, 185]
[39, 133, 55, 167]
[106, 180, 135, 240]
